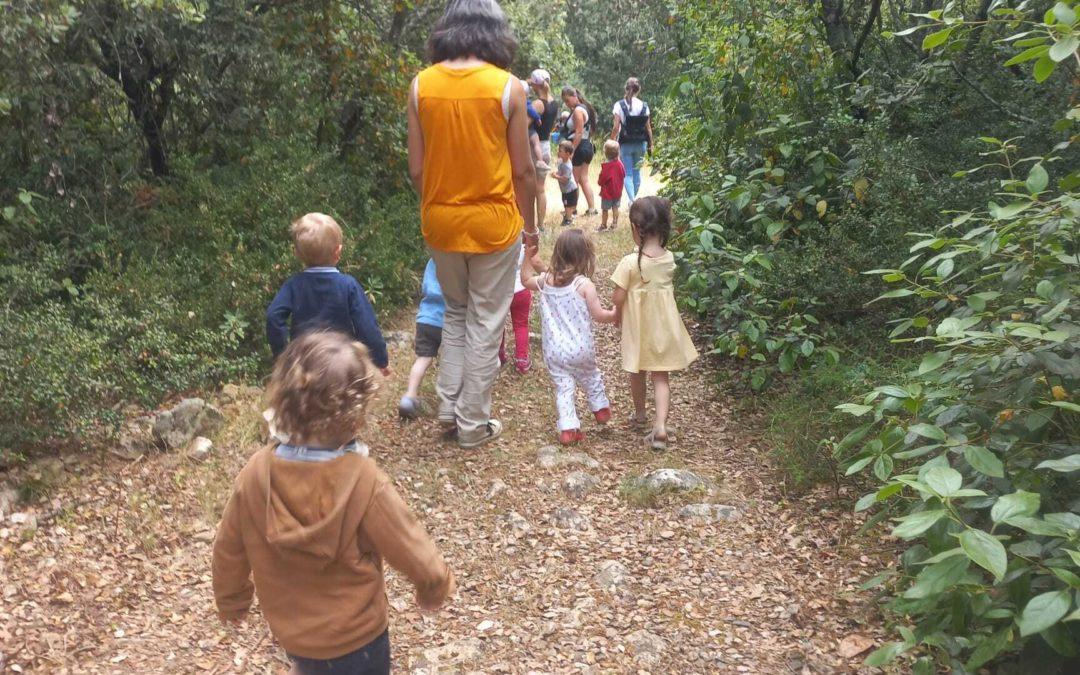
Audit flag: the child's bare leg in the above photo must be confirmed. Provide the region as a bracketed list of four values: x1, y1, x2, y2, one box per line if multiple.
[601, 209, 609, 229]
[612, 206, 619, 228]
[629, 371, 647, 421]
[405, 356, 434, 399]
[651, 371, 671, 439]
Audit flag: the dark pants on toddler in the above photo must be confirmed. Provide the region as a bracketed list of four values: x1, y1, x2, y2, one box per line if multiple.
[289, 630, 390, 674]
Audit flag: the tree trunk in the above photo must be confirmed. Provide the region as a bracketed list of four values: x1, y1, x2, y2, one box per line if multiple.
[818, 0, 855, 58]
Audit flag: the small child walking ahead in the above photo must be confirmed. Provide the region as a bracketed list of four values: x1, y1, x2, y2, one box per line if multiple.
[400, 259, 444, 419]
[521, 229, 617, 445]
[597, 140, 626, 232]
[611, 196, 698, 451]
[266, 212, 389, 374]
[552, 140, 579, 227]
[213, 332, 455, 674]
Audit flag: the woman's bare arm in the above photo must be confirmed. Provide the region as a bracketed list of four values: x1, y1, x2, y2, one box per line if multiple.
[572, 107, 586, 152]
[506, 79, 538, 235]
[407, 77, 424, 192]
[610, 115, 622, 141]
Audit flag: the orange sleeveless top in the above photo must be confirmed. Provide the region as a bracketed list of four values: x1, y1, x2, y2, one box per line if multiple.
[416, 63, 522, 253]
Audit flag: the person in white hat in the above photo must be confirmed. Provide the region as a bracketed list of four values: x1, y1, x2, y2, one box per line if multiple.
[527, 68, 559, 228]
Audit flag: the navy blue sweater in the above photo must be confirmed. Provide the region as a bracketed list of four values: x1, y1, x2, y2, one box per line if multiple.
[265, 267, 389, 368]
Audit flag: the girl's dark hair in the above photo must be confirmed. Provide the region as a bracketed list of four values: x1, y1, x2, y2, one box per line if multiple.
[426, 0, 518, 70]
[549, 228, 596, 287]
[267, 331, 379, 444]
[629, 196, 673, 275]
[561, 86, 597, 132]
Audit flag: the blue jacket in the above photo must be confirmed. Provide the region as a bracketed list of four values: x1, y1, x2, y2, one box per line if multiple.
[265, 267, 389, 368]
[416, 259, 444, 328]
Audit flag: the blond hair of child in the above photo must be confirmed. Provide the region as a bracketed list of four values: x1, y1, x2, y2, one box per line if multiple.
[603, 139, 620, 161]
[291, 212, 343, 267]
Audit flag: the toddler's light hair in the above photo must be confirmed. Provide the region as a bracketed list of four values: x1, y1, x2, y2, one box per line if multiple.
[290, 212, 343, 267]
[267, 331, 379, 445]
[549, 228, 596, 287]
[558, 140, 574, 156]
[603, 139, 620, 161]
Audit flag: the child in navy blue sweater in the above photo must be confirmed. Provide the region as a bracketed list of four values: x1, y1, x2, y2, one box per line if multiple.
[266, 213, 390, 374]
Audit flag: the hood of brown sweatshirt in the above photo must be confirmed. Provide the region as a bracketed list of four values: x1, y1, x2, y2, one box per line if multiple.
[254, 450, 371, 562]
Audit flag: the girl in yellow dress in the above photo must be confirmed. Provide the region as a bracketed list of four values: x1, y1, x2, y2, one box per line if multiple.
[611, 196, 698, 450]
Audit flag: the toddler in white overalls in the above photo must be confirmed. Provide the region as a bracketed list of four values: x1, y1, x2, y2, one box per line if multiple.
[521, 229, 618, 445]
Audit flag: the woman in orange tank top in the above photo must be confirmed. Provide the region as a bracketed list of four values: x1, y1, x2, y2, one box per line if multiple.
[407, 0, 538, 449]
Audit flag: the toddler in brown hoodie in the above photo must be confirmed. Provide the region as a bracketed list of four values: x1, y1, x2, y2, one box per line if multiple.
[213, 331, 455, 674]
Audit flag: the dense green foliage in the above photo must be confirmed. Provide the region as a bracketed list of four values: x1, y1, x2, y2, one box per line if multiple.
[661, 0, 1079, 669]
[0, 1, 424, 450]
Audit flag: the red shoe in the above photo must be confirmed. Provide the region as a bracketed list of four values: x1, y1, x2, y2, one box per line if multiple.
[559, 429, 585, 445]
[593, 407, 612, 425]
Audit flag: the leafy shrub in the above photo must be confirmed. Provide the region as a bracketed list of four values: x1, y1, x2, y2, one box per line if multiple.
[837, 7, 1080, 669]
[0, 142, 424, 452]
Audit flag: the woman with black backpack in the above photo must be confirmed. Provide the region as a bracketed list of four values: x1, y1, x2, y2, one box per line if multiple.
[560, 86, 599, 216]
[609, 77, 654, 204]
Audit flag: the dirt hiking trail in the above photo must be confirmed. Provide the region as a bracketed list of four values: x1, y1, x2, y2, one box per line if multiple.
[1, 167, 887, 673]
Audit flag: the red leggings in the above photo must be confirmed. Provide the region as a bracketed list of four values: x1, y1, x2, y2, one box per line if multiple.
[499, 289, 532, 372]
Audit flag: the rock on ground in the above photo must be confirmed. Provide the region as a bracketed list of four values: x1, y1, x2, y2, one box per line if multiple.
[384, 330, 412, 347]
[413, 637, 483, 672]
[551, 507, 590, 531]
[486, 479, 507, 500]
[185, 437, 213, 462]
[678, 503, 740, 522]
[499, 511, 530, 533]
[594, 560, 632, 592]
[152, 398, 225, 449]
[0, 484, 20, 519]
[537, 445, 600, 469]
[640, 468, 705, 492]
[626, 629, 667, 666]
[561, 471, 599, 499]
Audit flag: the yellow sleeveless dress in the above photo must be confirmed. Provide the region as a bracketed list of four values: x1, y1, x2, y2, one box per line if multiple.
[416, 63, 522, 254]
[611, 250, 699, 373]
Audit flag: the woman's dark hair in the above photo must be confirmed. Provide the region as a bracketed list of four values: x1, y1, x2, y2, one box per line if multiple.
[549, 228, 596, 286]
[625, 77, 641, 96]
[629, 196, 672, 276]
[427, 0, 518, 70]
[561, 86, 597, 132]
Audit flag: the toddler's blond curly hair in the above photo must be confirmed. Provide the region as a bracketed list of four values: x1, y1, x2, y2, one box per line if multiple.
[267, 331, 378, 444]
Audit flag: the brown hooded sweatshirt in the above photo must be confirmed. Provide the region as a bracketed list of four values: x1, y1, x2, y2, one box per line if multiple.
[212, 445, 454, 659]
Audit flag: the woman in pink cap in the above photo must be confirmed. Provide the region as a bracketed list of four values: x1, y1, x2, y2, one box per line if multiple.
[527, 68, 559, 227]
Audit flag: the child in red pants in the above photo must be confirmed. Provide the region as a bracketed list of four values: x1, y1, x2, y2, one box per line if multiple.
[499, 247, 532, 373]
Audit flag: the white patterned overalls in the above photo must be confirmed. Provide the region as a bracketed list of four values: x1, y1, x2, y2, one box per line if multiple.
[538, 274, 610, 431]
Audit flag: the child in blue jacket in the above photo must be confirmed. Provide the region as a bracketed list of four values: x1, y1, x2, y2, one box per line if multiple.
[266, 213, 389, 374]
[399, 259, 444, 419]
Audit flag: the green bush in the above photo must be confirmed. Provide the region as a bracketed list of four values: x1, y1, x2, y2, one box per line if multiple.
[764, 352, 916, 489]
[0, 142, 424, 451]
[836, 7, 1080, 669]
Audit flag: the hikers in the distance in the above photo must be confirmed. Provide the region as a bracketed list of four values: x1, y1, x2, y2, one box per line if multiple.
[609, 77, 654, 204]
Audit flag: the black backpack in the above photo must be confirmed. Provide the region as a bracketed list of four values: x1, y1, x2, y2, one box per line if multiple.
[618, 99, 649, 143]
